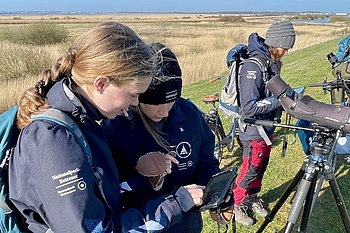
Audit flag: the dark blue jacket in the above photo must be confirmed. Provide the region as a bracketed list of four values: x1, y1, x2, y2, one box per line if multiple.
[239, 33, 282, 141]
[105, 97, 220, 232]
[9, 78, 196, 233]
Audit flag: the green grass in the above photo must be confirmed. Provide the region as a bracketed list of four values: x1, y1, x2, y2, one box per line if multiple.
[182, 37, 350, 233]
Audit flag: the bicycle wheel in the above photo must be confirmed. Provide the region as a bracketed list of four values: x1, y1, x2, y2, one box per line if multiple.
[208, 122, 225, 162]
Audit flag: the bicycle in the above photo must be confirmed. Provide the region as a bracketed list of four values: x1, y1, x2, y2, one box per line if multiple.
[201, 75, 242, 162]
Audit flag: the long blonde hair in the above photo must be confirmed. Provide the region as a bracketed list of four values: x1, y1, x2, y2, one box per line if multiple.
[17, 22, 156, 129]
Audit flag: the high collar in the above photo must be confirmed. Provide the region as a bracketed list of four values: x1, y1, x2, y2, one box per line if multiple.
[46, 77, 106, 126]
[247, 32, 271, 60]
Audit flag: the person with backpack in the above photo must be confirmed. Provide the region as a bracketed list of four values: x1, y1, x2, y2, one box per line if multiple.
[104, 43, 232, 232]
[7, 22, 205, 233]
[233, 21, 296, 226]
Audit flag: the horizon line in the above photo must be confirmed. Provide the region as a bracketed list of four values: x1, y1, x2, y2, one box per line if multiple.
[0, 10, 343, 15]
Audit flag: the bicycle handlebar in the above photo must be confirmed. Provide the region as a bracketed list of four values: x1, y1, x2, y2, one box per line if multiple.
[209, 77, 219, 83]
[209, 75, 227, 83]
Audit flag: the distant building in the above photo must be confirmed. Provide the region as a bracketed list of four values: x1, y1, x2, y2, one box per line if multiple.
[335, 13, 348, 16]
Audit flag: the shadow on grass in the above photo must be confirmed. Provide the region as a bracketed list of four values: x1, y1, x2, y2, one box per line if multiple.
[220, 144, 243, 173]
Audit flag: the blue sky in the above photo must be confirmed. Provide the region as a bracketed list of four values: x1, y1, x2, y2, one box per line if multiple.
[1, 0, 350, 13]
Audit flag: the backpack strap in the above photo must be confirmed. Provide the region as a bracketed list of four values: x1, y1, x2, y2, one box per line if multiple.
[243, 56, 269, 83]
[32, 109, 92, 166]
[241, 56, 270, 102]
[233, 58, 242, 108]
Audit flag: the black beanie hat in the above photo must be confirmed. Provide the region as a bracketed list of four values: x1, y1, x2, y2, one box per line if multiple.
[139, 43, 182, 105]
[265, 21, 296, 49]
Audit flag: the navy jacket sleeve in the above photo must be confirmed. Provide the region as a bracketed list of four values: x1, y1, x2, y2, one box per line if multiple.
[9, 121, 195, 233]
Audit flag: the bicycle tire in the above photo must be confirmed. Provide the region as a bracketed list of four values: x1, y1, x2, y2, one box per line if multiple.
[208, 122, 225, 162]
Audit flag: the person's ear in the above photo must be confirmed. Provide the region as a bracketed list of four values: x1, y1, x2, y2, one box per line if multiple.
[94, 76, 110, 94]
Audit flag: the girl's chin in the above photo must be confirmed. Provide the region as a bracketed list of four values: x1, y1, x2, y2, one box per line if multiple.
[151, 117, 163, 122]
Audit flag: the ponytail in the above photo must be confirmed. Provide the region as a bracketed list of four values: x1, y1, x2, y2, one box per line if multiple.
[16, 52, 75, 129]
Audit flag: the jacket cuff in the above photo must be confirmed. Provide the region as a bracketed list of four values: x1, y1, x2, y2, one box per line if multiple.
[174, 186, 195, 212]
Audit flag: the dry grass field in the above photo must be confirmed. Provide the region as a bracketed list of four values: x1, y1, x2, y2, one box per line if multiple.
[0, 13, 349, 111]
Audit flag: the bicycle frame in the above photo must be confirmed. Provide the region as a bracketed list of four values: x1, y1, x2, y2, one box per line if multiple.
[199, 75, 244, 161]
[221, 116, 238, 152]
[202, 94, 238, 161]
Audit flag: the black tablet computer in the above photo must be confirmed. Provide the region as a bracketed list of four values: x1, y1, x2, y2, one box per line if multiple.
[200, 166, 237, 211]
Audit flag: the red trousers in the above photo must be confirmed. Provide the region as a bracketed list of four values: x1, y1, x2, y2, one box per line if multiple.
[234, 138, 272, 205]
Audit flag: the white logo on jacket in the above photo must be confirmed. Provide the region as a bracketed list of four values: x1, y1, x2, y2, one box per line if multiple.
[173, 142, 193, 170]
[175, 141, 192, 159]
[246, 70, 257, 79]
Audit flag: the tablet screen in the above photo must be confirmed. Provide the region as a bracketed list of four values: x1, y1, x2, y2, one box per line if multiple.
[200, 166, 237, 211]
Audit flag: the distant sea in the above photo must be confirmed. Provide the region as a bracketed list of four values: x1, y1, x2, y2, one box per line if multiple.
[292, 18, 330, 25]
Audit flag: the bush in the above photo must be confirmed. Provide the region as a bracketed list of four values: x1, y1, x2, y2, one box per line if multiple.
[328, 15, 350, 24]
[0, 42, 54, 80]
[217, 15, 245, 23]
[0, 21, 69, 45]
